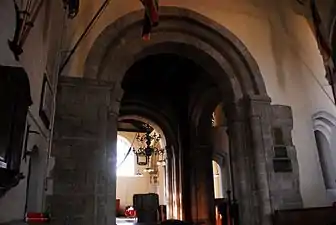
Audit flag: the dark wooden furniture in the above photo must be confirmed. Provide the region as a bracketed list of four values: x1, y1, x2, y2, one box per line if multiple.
[0, 66, 32, 198]
[273, 206, 336, 225]
[133, 193, 159, 223]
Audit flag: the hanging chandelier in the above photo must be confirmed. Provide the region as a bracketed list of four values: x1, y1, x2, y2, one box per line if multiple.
[133, 124, 165, 166]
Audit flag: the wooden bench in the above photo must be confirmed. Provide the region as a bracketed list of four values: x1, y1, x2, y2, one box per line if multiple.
[273, 206, 336, 225]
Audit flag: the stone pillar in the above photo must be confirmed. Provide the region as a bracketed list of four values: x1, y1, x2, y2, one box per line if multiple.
[226, 97, 303, 225]
[246, 96, 274, 225]
[189, 144, 215, 225]
[165, 152, 174, 219]
[227, 116, 258, 225]
[168, 146, 182, 220]
[226, 96, 273, 225]
[47, 77, 117, 225]
[175, 147, 183, 220]
[212, 126, 230, 193]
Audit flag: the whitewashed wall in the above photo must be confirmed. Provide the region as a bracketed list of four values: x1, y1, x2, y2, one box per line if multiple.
[0, 0, 64, 222]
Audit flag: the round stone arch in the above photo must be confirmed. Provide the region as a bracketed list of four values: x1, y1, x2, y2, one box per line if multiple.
[119, 100, 179, 159]
[83, 6, 274, 225]
[84, 6, 269, 103]
[118, 100, 184, 219]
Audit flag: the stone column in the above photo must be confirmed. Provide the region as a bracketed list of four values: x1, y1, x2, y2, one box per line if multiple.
[175, 147, 183, 220]
[227, 116, 257, 225]
[189, 144, 216, 225]
[246, 96, 273, 225]
[212, 126, 230, 194]
[47, 77, 118, 225]
[165, 152, 174, 219]
[226, 96, 273, 225]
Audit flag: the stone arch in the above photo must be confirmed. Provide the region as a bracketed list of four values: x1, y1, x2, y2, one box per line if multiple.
[81, 6, 278, 225]
[189, 87, 221, 131]
[191, 87, 233, 199]
[84, 6, 268, 102]
[118, 100, 183, 218]
[118, 101, 178, 158]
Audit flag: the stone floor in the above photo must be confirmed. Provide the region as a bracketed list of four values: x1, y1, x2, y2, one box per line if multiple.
[116, 217, 138, 224]
[0, 218, 190, 225]
[0, 220, 158, 225]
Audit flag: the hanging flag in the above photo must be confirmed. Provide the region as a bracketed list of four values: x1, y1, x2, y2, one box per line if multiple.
[140, 0, 159, 40]
[310, 0, 332, 62]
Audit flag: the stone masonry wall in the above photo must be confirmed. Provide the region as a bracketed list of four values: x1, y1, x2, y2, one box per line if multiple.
[270, 105, 303, 210]
[47, 77, 117, 225]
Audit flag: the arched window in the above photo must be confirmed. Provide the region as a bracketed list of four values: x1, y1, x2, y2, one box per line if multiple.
[314, 130, 336, 189]
[117, 135, 135, 176]
[212, 160, 224, 198]
[313, 112, 336, 190]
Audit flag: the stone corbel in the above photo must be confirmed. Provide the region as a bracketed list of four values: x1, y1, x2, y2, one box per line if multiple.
[246, 95, 272, 116]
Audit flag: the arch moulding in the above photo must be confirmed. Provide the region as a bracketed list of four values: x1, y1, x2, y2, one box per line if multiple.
[82, 6, 284, 225]
[84, 6, 269, 103]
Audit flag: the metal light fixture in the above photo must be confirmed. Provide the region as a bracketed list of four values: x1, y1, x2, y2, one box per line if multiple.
[62, 0, 80, 19]
[9, 0, 79, 60]
[156, 160, 166, 166]
[156, 152, 166, 166]
[133, 124, 165, 166]
[143, 167, 154, 173]
[9, 0, 45, 59]
[135, 170, 144, 177]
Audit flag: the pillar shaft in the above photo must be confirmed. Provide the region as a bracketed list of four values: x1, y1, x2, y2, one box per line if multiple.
[188, 144, 215, 225]
[48, 77, 117, 225]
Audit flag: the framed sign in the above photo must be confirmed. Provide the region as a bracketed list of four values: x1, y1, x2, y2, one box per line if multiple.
[39, 74, 53, 129]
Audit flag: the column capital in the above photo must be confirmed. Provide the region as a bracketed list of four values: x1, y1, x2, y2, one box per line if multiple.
[246, 94, 272, 103]
[246, 95, 272, 118]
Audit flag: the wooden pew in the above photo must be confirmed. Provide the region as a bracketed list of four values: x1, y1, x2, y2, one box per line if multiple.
[273, 206, 336, 225]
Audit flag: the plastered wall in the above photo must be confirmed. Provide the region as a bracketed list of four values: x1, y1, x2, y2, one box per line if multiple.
[0, 0, 64, 222]
[116, 170, 166, 208]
